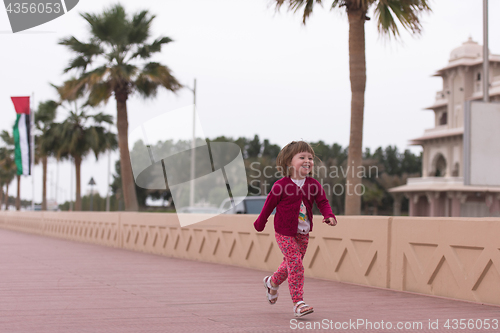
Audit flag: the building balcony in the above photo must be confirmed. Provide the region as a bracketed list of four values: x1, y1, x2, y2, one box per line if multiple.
[435, 90, 447, 103]
[424, 124, 448, 134]
[409, 126, 463, 145]
[425, 91, 448, 109]
[407, 177, 464, 185]
[471, 75, 500, 99]
[491, 75, 500, 91]
[391, 176, 500, 194]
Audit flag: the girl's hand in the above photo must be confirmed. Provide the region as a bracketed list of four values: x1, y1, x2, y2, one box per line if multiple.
[323, 217, 337, 226]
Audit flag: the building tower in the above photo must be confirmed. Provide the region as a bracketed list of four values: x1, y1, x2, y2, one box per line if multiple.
[390, 38, 500, 217]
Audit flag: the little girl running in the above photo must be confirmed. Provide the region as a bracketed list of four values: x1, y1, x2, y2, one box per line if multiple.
[254, 140, 337, 317]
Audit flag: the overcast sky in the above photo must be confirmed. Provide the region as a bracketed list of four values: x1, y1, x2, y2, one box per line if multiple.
[1, 0, 499, 205]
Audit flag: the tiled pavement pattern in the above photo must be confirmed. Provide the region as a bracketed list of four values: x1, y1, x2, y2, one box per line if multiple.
[1, 229, 499, 333]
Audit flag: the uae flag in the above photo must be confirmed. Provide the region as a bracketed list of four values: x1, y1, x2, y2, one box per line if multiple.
[11, 96, 31, 176]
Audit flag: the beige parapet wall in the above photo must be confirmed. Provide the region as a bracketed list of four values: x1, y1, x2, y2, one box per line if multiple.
[1, 212, 499, 306]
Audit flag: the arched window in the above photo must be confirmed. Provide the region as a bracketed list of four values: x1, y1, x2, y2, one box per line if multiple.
[433, 154, 447, 177]
[439, 112, 447, 125]
[452, 162, 459, 177]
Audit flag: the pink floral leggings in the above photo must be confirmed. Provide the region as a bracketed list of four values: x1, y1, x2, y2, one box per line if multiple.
[270, 232, 309, 303]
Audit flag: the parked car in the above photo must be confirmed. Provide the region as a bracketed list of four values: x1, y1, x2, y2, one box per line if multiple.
[218, 196, 274, 215]
[176, 206, 219, 214]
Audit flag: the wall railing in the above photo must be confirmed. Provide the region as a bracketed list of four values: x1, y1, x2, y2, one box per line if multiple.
[1, 212, 499, 306]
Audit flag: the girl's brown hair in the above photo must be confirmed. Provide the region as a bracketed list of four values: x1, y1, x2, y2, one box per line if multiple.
[276, 141, 315, 177]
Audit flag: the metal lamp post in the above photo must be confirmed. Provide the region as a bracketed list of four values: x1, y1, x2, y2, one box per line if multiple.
[483, 0, 489, 102]
[186, 78, 197, 207]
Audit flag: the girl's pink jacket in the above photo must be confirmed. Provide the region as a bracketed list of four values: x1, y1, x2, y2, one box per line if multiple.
[254, 176, 336, 236]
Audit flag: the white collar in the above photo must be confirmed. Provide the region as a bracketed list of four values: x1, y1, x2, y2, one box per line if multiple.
[291, 177, 306, 187]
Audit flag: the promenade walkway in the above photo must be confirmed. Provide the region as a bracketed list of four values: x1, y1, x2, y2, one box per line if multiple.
[1, 228, 498, 333]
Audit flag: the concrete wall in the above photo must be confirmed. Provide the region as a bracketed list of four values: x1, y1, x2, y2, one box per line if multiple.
[1, 212, 499, 306]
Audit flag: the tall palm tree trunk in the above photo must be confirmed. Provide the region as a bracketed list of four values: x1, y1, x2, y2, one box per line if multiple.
[344, 9, 366, 215]
[42, 156, 48, 211]
[16, 175, 21, 211]
[0, 186, 3, 208]
[4, 183, 9, 210]
[75, 155, 82, 211]
[115, 92, 139, 211]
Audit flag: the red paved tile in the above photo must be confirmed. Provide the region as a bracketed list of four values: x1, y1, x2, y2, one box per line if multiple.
[0, 229, 499, 333]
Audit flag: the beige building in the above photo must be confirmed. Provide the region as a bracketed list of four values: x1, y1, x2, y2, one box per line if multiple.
[391, 38, 500, 217]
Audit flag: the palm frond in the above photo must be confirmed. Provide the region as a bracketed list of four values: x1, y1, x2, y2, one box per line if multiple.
[0, 143, 17, 183]
[84, 125, 117, 159]
[35, 100, 58, 125]
[55, 100, 116, 162]
[58, 36, 102, 55]
[37, 124, 60, 157]
[129, 10, 154, 44]
[90, 112, 114, 125]
[81, 66, 109, 87]
[0, 130, 14, 147]
[55, 79, 87, 102]
[87, 81, 113, 106]
[134, 76, 158, 98]
[109, 64, 137, 82]
[135, 62, 182, 98]
[275, 0, 323, 24]
[129, 36, 173, 60]
[64, 55, 93, 73]
[374, 0, 431, 38]
[82, 4, 129, 45]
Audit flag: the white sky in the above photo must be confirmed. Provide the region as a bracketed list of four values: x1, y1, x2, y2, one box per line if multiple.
[1, 0, 499, 204]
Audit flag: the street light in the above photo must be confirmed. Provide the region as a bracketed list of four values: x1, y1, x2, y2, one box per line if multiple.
[483, 0, 489, 102]
[185, 78, 197, 207]
[88, 177, 96, 211]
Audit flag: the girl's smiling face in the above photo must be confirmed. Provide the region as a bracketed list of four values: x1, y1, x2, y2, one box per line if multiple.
[289, 151, 314, 179]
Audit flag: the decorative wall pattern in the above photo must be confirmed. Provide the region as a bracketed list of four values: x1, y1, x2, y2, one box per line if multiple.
[391, 217, 500, 305]
[1, 212, 499, 306]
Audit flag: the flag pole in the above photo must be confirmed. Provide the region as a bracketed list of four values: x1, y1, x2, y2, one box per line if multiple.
[31, 92, 35, 211]
[70, 157, 73, 211]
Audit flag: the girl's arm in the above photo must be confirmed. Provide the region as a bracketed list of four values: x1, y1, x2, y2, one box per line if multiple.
[253, 182, 282, 232]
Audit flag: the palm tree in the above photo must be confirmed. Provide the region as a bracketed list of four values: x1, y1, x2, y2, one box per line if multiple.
[59, 4, 182, 211]
[34, 100, 59, 211]
[0, 131, 17, 210]
[54, 85, 118, 211]
[0, 164, 15, 210]
[274, 0, 431, 214]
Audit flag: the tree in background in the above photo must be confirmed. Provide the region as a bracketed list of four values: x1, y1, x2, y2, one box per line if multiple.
[54, 81, 117, 211]
[244, 135, 279, 196]
[273, 0, 431, 215]
[59, 4, 182, 211]
[34, 100, 59, 211]
[313, 141, 349, 215]
[369, 146, 421, 215]
[0, 131, 19, 210]
[0, 131, 17, 210]
[210, 135, 282, 197]
[362, 181, 384, 215]
[110, 160, 149, 211]
[70, 135, 420, 214]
